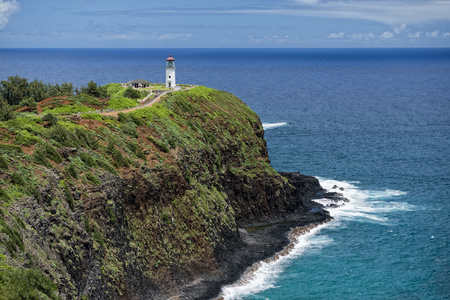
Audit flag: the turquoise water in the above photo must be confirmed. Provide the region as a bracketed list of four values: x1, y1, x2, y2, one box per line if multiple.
[1, 48, 449, 299]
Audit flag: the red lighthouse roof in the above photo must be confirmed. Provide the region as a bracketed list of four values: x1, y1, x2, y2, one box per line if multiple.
[166, 54, 175, 61]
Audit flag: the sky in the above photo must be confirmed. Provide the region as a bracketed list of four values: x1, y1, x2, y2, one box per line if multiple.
[0, 0, 449, 48]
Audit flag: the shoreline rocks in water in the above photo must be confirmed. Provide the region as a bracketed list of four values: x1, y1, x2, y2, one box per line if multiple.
[178, 173, 349, 300]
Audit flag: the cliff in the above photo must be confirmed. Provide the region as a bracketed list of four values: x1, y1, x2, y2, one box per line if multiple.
[0, 86, 330, 299]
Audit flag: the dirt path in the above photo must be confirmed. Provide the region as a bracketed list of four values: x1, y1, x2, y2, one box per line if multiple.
[101, 90, 171, 117]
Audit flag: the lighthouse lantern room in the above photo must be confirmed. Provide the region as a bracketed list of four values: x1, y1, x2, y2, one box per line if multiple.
[165, 54, 176, 89]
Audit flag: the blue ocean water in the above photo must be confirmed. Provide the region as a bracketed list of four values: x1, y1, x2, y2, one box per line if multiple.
[1, 48, 449, 299]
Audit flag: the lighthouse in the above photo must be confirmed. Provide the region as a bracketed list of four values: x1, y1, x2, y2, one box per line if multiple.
[165, 54, 176, 89]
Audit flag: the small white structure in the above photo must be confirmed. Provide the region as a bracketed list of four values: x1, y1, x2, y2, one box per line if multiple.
[165, 54, 176, 89]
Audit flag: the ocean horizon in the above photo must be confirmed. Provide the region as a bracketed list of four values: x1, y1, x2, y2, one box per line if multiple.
[1, 48, 449, 299]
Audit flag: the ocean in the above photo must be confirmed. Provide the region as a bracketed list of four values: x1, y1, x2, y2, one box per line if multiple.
[1, 48, 449, 299]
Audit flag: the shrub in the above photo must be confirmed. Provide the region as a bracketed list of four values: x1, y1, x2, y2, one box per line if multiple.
[32, 147, 52, 168]
[42, 113, 58, 125]
[117, 112, 131, 123]
[147, 136, 169, 153]
[92, 229, 105, 249]
[34, 142, 63, 164]
[46, 124, 76, 147]
[96, 158, 117, 175]
[0, 143, 23, 154]
[75, 127, 99, 150]
[121, 122, 138, 138]
[106, 139, 115, 154]
[65, 163, 78, 179]
[0, 217, 24, 256]
[0, 266, 59, 300]
[127, 141, 146, 160]
[62, 182, 74, 211]
[129, 114, 144, 126]
[14, 130, 40, 146]
[86, 172, 100, 185]
[19, 97, 37, 108]
[0, 100, 15, 121]
[11, 172, 25, 186]
[123, 86, 141, 99]
[0, 187, 11, 202]
[0, 156, 8, 169]
[80, 152, 97, 167]
[111, 147, 129, 168]
[46, 124, 99, 150]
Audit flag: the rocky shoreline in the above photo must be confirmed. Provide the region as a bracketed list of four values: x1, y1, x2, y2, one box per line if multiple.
[179, 175, 348, 300]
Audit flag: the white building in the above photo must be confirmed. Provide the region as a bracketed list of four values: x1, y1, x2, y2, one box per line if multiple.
[165, 54, 176, 89]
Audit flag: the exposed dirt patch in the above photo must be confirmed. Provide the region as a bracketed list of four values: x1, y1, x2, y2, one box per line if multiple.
[36, 96, 110, 114]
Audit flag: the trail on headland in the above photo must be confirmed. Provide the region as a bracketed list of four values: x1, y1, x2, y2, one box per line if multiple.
[99, 90, 170, 117]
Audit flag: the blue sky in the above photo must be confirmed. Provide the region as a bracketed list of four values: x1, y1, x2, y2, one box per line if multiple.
[1, 0, 449, 48]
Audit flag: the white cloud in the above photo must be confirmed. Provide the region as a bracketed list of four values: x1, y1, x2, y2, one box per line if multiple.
[444, 32, 450, 38]
[426, 29, 440, 38]
[408, 31, 422, 38]
[394, 24, 407, 34]
[83, 1, 450, 26]
[350, 33, 375, 40]
[327, 32, 345, 38]
[289, 0, 450, 25]
[0, 0, 20, 30]
[380, 31, 394, 39]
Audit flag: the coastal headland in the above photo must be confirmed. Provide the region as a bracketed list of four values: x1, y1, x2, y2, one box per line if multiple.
[0, 85, 344, 299]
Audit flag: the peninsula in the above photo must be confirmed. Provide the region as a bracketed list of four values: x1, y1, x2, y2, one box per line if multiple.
[0, 85, 342, 299]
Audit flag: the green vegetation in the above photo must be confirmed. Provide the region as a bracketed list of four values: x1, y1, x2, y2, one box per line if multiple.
[78, 80, 107, 98]
[0, 257, 60, 300]
[106, 96, 138, 110]
[0, 76, 147, 116]
[42, 112, 58, 125]
[0, 84, 284, 298]
[0, 99, 15, 121]
[123, 86, 141, 99]
[0, 75, 74, 105]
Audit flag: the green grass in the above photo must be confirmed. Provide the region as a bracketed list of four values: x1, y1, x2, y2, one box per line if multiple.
[43, 104, 92, 115]
[106, 97, 139, 110]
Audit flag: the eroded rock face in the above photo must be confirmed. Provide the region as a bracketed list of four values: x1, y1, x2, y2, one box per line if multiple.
[1, 87, 332, 300]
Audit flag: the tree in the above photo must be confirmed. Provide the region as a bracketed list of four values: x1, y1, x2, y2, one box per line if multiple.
[123, 86, 141, 99]
[79, 81, 107, 98]
[0, 75, 29, 105]
[0, 99, 15, 121]
[19, 97, 37, 108]
[60, 82, 74, 96]
[28, 80, 48, 101]
[42, 112, 58, 125]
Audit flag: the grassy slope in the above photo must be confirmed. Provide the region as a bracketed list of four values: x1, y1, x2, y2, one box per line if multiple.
[0, 86, 281, 299]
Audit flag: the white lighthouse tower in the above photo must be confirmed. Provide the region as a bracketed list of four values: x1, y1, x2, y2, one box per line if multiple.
[165, 54, 176, 89]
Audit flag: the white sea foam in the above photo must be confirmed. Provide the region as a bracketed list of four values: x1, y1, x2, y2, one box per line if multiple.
[220, 224, 331, 300]
[317, 178, 412, 224]
[262, 122, 287, 130]
[220, 178, 413, 299]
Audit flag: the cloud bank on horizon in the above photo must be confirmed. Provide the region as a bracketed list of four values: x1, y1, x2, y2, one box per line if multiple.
[0, 0, 449, 47]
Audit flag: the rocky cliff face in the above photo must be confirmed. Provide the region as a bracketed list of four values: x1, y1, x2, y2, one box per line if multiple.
[0, 87, 328, 299]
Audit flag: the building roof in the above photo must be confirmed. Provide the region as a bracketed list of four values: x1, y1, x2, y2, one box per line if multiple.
[166, 54, 175, 61]
[127, 79, 151, 85]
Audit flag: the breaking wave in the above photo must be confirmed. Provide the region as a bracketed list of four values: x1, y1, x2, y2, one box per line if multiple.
[262, 122, 287, 130]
